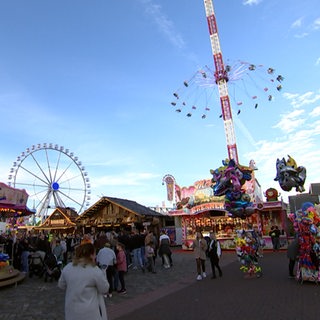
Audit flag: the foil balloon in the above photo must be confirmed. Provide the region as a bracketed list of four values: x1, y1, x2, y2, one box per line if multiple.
[234, 230, 262, 277]
[210, 159, 253, 219]
[274, 155, 306, 192]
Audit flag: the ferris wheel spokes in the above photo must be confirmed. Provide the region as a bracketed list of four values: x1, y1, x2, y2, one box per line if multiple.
[56, 171, 84, 188]
[44, 148, 52, 183]
[55, 189, 85, 207]
[9, 143, 91, 224]
[54, 158, 77, 187]
[52, 191, 67, 209]
[13, 181, 48, 189]
[36, 189, 52, 219]
[17, 164, 50, 187]
[30, 152, 52, 185]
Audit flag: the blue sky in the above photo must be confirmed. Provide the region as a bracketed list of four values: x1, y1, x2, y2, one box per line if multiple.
[0, 0, 319, 213]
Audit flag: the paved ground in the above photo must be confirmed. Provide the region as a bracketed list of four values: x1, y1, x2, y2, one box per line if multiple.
[1, 249, 320, 320]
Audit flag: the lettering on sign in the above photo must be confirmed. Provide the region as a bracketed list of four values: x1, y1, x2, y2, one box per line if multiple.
[50, 219, 65, 226]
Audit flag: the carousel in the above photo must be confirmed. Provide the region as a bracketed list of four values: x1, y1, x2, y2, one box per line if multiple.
[0, 182, 35, 287]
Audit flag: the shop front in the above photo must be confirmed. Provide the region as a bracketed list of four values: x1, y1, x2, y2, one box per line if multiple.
[164, 176, 289, 250]
[34, 207, 78, 234]
[165, 178, 249, 250]
[173, 201, 289, 250]
[76, 196, 164, 235]
[174, 208, 260, 250]
[255, 188, 290, 249]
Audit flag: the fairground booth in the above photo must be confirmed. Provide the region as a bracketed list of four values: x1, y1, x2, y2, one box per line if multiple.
[34, 207, 78, 234]
[0, 182, 35, 234]
[0, 183, 35, 287]
[76, 196, 164, 237]
[163, 169, 289, 250]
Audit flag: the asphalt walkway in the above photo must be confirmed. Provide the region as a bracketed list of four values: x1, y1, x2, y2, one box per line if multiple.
[1, 249, 319, 320]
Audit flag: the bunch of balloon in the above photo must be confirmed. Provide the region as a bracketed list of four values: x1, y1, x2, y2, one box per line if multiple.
[210, 159, 254, 219]
[288, 202, 320, 283]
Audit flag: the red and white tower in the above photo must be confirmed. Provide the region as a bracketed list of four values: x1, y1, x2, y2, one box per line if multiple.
[203, 0, 239, 163]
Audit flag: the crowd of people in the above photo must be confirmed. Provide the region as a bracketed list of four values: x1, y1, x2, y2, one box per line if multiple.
[0, 226, 266, 284]
[0, 227, 175, 281]
[0, 227, 176, 319]
[2, 223, 312, 319]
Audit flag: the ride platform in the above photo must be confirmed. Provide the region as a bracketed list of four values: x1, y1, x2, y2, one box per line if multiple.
[0, 266, 25, 288]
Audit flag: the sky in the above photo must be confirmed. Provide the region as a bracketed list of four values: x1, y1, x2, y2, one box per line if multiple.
[0, 0, 319, 214]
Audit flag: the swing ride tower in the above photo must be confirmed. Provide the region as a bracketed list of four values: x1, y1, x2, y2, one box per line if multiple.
[203, 0, 239, 163]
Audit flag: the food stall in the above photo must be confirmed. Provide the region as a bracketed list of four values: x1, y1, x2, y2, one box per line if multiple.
[164, 175, 288, 250]
[164, 178, 248, 249]
[34, 207, 78, 234]
[76, 196, 163, 236]
[255, 188, 289, 249]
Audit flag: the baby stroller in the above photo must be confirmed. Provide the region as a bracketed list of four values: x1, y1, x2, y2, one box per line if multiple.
[43, 253, 61, 282]
[28, 250, 45, 278]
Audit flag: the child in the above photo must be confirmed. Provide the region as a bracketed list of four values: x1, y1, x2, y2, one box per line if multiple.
[145, 240, 156, 273]
[116, 242, 127, 294]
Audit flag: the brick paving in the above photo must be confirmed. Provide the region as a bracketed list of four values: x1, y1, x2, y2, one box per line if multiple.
[1, 249, 319, 320]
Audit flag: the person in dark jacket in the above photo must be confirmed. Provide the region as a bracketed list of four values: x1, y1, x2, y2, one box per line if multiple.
[19, 237, 31, 273]
[269, 226, 281, 251]
[208, 232, 222, 279]
[287, 237, 299, 278]
[158, 230, 173, 267]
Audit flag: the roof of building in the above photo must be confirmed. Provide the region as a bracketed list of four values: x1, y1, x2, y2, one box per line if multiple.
[35, 207, 78, 230]
[77, 196, 162, 221]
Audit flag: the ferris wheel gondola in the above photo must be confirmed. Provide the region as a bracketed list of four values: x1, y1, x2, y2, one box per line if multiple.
[8, 143, 91, 221]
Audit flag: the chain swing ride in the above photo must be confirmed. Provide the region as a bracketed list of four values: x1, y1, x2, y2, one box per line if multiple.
[169, 1, 284, 221]
[171, 0, 284, 164]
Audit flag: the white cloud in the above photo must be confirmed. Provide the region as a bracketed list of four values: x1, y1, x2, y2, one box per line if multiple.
[291, 17, 303, 29]
[243, 0, 262, 5]
[283, 91, 320, 109]
[246, 134, 319, 202]
[273, 109, 305, 133]
[275, 91, 320, 134]
[292, 16, 320, 38]
[139, 0, 185, 50]
[316, 57, 320, 66]
[294, 32, 309, 38]
[282, 92, 299, 100]
[244, 88, 320, 202]
[310, 106, 320, 117]
[312, 17, 320, 30]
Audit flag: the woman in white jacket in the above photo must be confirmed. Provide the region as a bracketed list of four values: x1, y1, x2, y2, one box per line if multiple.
[58, 242, 109, 320]
[192, 231, 208, 281]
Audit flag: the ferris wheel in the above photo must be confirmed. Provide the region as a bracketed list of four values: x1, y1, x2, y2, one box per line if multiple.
[8, 143, 91, 220]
